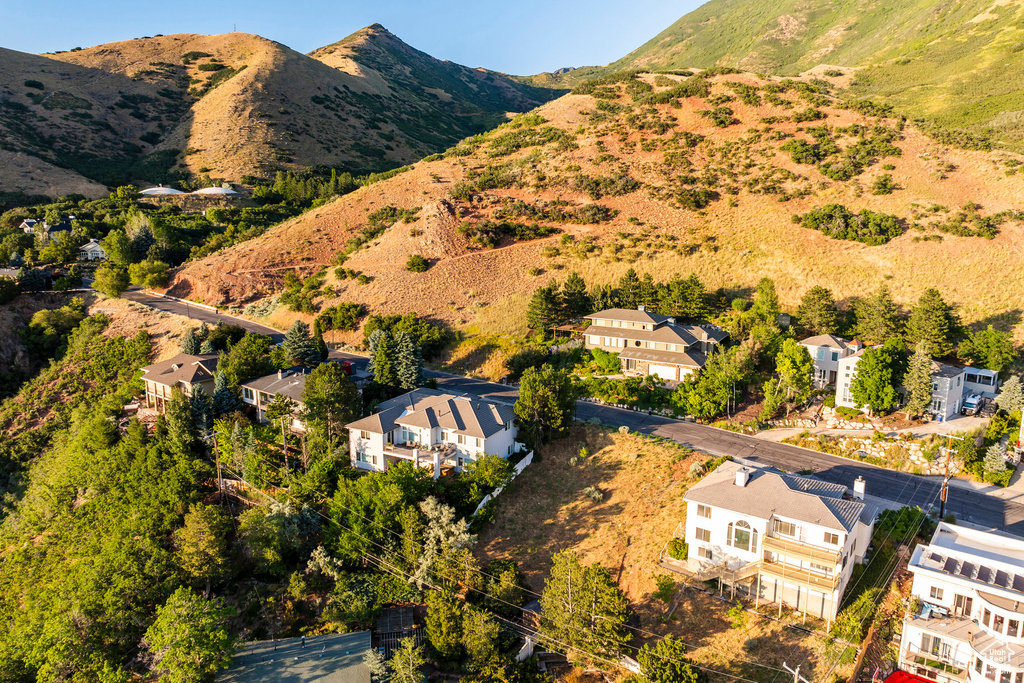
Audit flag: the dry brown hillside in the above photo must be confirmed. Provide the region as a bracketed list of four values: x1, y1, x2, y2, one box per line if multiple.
[167, 71, 1024, 346]
[0, 28, 558, 195]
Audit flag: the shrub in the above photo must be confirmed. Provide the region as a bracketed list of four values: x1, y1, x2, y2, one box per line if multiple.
[24, 80, 44, 90]
[652, 574, 677, 603]
[406, 254, 429, 272]
[688, 461, 706, 479]
[590, 347, 621, 374]
[198, 62, 226, 72]
[667, 538, 688, 560]
[871, 173, 898, 195]
[835, 406, 863, 418]
[824, 395, 836, 408]
[583, 486, 603, 501]
[795, 204, 903, 245]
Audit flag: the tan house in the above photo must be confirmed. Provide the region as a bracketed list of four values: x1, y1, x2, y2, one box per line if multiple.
[240, 368, 310, 433]
[583, 306, 729, 381]
[141, 353, 218, 413]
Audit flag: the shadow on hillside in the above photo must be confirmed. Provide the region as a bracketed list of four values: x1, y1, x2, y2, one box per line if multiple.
[969, 308, 1022, 332]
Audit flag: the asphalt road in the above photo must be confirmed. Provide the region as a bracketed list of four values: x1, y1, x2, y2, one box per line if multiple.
[121, 293, 1024, 533]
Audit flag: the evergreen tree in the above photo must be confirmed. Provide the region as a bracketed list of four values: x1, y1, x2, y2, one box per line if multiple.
[589, 284, 617, 311]
[996, 376, 1024, 415]
[283, 320, 321, 367]
[854, 285, 903, 343]
[190, 386, 214, 448]
[985, 443, 1008, 474]
[366, 329, 384, 376]
[751, 277, 781, 324]
[371, 331, 398, 387]
[540, 549, 631, 659]
[526, 280, 561, 335]
[393, 331, 424, 391]
[681, 273, 709, 322]
[265, 393, 297, 472]
[617, 268, 641, 309]
[903, 342, 934, 418]
[199, 339, 215, 355]
[167, 388, 197, 457]
[312, 319, 329, 361]
[796, 286, 839, 336]
[181, 328, 200, 355]
[461, 608, 500, 667]
[907, 288, 959, 357]
[196, 322, 210, 342]
[302, 362, 359, 442]
[560, 271, 591, 319]
[637, 635, 708, 683]
[849, 346, 900, 415]
[174, 504, 231, 597]
[638, 272, 658, 309]
[514, 365, 578, 446]
[212, 371, 241, 416]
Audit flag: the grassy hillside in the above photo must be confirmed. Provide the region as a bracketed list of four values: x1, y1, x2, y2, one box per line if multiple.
[0, 29, 560, 195]
[167, 70, 1024, 378]
[567, 0, 1024, 150]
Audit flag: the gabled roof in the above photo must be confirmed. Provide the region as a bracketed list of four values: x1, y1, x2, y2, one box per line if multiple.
[241, 368, 309, 404]
[590, 323, 697, 346]
[141, 353, 218, 387]
[618, 347, 706, 368]
[800, 334, 849, 350]
[684, 461, 871, 532]
[678, 323, 730, 343]
[585, 308, 671, 325]
[346, 388, 514, 439]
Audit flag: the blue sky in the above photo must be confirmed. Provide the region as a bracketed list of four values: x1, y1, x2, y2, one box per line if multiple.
[0, 0, 702, 75]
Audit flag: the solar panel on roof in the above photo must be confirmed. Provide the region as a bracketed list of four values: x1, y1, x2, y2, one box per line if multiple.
[930, 553, 943, 563]
[1013, 575, 1024, 593]
[960, 562, 975, 578]
[978, 566, 992, 583]
[944, 557, 959, 574]
[996, 571, 1010, 588]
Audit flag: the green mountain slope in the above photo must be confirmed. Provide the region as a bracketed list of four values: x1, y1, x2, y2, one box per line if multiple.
[596, 0, 1024, 149]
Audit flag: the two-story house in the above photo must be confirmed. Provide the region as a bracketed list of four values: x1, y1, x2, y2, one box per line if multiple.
[799, 335, 860, 388]
[898, 522, 1024, 683]
[141, 353, 218, 413]
[346, 388, 520, 477]
[20, 218, 72, 245]
[683, 461, 876, 622]
[583, 306, 729, 382]
[240, 368, 311, 433]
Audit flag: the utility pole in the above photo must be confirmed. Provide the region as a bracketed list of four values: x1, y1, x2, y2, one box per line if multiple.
[783, 662, 812, 683]
[939, 433, 964, 520]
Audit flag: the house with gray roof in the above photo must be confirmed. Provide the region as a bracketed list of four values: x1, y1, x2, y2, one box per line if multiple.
[346, 388, 520, 477]
[583, 305, 729, 382]
[141, 353, 218, 413]
[799, 335, 861, 388]
[241, 368, 312, 432]
[681, 461, 876, 621]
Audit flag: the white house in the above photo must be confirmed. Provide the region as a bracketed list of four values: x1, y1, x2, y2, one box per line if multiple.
[898, 522, 1024, 683]
[20, 218, 72, 245]
[799, 335, 860, 388]
[836, 349, 995, 421]
[78, 239, 107, 261]
[240, 368, 311, 433]
[683, 461, 876, 622]
[346, 388, 520, 477]
[583, 306, 729, 382]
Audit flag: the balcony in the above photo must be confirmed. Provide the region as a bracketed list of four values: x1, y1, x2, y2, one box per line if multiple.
[903, 644, 969, 682]
[384, 442, 457, 463]
[759, 558, 841, 592]
[763, 534, 842, 565]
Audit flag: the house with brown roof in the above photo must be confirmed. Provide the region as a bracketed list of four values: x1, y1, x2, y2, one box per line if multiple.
[583, 306, 729, 382]
[141, 353, 218, 413]
[681, 461, 876, 621]
[346, 388, 520, 477]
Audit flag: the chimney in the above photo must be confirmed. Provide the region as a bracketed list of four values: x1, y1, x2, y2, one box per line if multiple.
[853, 476, 866, 501]
[637, 304, 646, 312]
[735, 467, 750, 487]
[277, 369, 283, 380]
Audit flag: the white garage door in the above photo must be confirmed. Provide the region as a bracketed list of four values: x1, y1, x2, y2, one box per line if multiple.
[649, 364, 678, 381]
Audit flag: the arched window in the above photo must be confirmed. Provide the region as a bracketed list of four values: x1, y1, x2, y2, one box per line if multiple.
[733, 520, 752, 552]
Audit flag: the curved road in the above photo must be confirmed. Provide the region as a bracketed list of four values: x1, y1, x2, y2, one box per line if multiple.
[122, 290, 1024, 533]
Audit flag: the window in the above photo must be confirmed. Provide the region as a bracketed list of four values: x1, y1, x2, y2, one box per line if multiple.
[359, 430, 369, 440]
[994, 614, 1005, 633]
[929, 586, 944, 601]
[259, 392, 270, 404]
[984, 609, 992, 627]
[986, 666, 996, 682]
[955, 594, 973, 617]
[475, 438, 482, 449]
[832, 351, 840, 362]
[816, 347, 826, 361]
[824, 532, 840, 545]
[696, 504, 712, 519]
[1015, 673, 1022, 683]
[976, 659, 984, 675]
[1009, 620, 1019, 638]
[695, 528, 711, 542]
[732, 520, 756, 553]
[458, 434, 465, 445]
[698, 547, 713, 560]
[242, 387, 254, 400]
[1001, 672, 1011, 683]
[774, 519, 797, 537]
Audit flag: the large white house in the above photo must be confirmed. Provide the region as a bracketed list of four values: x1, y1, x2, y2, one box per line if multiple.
[583, 306, 729, 382]
[78, 239, 107, 261]
[837, 350, 999, 421]
[799, 335, 860, 388]
[346, 388, 520, 477]
[898, 522, 1024, 683]
[682, 461, 877, 621]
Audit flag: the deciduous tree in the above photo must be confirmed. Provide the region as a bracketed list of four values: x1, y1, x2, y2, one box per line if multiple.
[849, 346, 900, 415]
[91, 263, 129, 298]
[174, 504, 231, 597]
[302, 362, 359, 442]
[514, 364, 577, 446]
[145, 588, 236, 683]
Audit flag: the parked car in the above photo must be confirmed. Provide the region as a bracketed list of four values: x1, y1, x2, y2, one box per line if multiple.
[962, 394, 984, 416]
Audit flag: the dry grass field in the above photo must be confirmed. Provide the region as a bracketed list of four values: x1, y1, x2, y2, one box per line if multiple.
[476, 425, 849, 683]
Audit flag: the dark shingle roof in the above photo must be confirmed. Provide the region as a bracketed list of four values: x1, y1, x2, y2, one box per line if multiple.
[618, 347, 706, 368]
[585, 308, 672, 325]
[241, 368, 309, 403]
[141, 353, 218, 388]
[217, 631, 370, 683]
[684, 461, 869, 532]
[346, 389, 514, 439]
